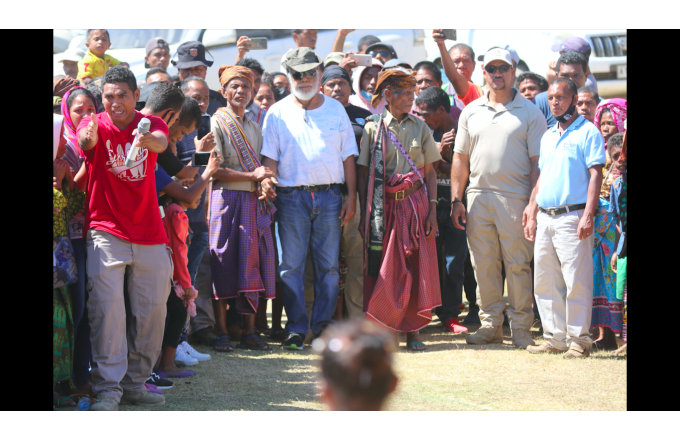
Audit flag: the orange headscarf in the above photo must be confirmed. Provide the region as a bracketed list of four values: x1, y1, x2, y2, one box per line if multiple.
[371, 68, 416, 108]
[218, 65, 253, 89]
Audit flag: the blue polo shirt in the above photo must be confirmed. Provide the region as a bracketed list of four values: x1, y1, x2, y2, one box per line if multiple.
[536, 114, 605, 209]
[534, 91, 556, 129]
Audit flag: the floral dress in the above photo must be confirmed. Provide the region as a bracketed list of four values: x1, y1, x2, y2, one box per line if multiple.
[53, 186, 86, 388]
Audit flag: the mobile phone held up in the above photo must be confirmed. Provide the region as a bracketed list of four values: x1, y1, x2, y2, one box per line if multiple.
[442, 29, 457, 41]
[348, 53, 372, 67]
[192, 152, 211, 167]
[244, 37, 268, 50]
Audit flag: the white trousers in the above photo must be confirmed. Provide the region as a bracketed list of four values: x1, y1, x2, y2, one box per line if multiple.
[534, 209, 594, 350]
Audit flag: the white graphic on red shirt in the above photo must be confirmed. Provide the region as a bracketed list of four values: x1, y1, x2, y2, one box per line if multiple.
[105, 139, 148, 181]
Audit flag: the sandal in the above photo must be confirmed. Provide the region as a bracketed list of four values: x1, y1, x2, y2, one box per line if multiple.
[268, 329, 287, 341]
[238, 333, 272, 351]
[406, 341, 426, 352]
[213, 335, 234, 353]
[255, 324, 271, 336]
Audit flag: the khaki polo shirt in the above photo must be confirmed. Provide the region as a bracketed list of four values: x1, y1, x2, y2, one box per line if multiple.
[357, 108, 440, 176]
[453, 88, 547, 200]
[210, 109, 263, 192]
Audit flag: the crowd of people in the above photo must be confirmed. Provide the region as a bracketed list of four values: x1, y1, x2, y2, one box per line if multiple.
[52, 29, 628, 411]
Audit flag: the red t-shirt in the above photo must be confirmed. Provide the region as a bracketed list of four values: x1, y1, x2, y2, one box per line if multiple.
[77, 111, 169, 245]
[460, 81, 484, 106]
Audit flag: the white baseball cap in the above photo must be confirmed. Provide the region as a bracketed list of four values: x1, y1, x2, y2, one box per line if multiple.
[57, 48, 86, 63]
[483, 47, 512, 66]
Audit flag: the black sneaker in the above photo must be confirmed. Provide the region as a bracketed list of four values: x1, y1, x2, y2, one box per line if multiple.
[146, 370, 174, 390]
[282, 333, 305, 351]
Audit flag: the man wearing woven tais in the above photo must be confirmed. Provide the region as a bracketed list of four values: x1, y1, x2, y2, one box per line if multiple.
[357, 66, 442, 351]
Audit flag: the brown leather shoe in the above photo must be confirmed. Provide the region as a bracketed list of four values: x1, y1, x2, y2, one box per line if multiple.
[526, 341, 566, 354]
[562, 342, 590, 358]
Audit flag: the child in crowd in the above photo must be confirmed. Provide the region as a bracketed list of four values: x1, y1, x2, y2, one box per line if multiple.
[610, 129, 627, 356]
[153, 152, 221, 379]
[78, 29, 122, 85]
[317, 320, 398, 411]
[591, 133, 625, 350]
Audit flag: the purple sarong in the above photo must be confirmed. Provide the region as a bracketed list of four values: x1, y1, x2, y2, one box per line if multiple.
[209, 189, 275, 314]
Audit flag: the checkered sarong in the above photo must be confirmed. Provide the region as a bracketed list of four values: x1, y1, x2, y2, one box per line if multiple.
[363, 172, 441, 332]
[209, 189, 275, 314]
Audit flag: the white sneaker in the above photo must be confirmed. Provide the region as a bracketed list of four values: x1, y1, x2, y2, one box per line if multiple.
[180, 341, 211, 361]
[174, 346, 198, 366]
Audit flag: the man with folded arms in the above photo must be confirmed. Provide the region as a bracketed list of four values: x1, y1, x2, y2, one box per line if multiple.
[260, 48, 358, 350]
[523, 77, 605, 359]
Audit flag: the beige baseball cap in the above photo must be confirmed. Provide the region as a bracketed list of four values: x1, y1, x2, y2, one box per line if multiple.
[324, 52, 345, 67]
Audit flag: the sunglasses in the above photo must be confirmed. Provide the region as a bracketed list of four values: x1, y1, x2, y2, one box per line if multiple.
[485, 65, 511, 74]
[369, 50, 391, 58]
[288, 69, 317, 81]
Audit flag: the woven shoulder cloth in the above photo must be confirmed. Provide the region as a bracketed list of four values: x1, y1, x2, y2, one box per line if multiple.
[213, 107, 275, 216]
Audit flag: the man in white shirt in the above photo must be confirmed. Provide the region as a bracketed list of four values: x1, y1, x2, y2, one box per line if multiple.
[260, 48, 358, 350]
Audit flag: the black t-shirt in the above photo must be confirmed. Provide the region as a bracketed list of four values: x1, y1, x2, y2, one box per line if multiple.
[342, 104, 372, 195]
[156, 146, 185, 177]
[345, 104, 372, 150]
[431, 129, 452, 206]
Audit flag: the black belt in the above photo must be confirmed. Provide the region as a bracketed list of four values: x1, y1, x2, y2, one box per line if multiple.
[539, 203, 587, 217]
[290, 184, 339, 193]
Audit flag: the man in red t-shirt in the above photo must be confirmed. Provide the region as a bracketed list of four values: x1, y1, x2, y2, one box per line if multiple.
[432, 29, 484, 106]
[76, 65, 171, 411]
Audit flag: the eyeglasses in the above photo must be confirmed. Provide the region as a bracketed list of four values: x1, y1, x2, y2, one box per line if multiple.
[485, 65, 511, 74]
[288, 69, 317, 81]
[369, 50, 391, 58]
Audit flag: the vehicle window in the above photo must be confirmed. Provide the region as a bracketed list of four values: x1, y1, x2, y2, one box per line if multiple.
[236, 29, 273, 39]
[272, 29, 293, 40]
[106, 29, 194, 49]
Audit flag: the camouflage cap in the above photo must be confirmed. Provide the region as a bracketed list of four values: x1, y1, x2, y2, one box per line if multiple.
[283, 47, 322, 72]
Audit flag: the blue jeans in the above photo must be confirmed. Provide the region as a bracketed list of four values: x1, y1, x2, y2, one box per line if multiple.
[187, 230, 209, 285]
[276, 185, 342, 335]
[71, 238, 91, 387]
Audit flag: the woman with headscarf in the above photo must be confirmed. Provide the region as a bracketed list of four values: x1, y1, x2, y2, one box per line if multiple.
[53, 114, 87, 407]
[60, 87, 98, 396]
[357, 68, 442, 351]
[208, 65, 277, 352]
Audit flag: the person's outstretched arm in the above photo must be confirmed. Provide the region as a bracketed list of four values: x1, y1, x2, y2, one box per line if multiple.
[432, 29, 470, 99]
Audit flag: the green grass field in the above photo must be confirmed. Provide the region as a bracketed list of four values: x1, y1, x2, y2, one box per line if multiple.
[108, 304, 626, 411]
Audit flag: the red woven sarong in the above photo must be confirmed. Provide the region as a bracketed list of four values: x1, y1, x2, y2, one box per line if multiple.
[363, 170, 441, 332]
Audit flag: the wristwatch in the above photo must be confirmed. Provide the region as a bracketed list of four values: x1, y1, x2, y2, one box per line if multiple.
[451, 199, 463, 205]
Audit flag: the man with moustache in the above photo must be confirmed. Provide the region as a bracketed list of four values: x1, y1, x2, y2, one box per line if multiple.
[260, 48, 359, 350]
[321, 65, 372, 319]
[523, 78, 605, 358]
[173, 41, 226, 115]
[535, 52, 589, 128]
[432, 29, 484, 106]
[450, 48, 547, 349]
[576, 86, 599, 123]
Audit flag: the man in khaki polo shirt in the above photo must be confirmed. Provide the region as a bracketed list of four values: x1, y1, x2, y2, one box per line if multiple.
[450, 47, 547, 348]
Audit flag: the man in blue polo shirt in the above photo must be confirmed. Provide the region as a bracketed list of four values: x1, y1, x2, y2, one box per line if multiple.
[522, 77, 605, 359]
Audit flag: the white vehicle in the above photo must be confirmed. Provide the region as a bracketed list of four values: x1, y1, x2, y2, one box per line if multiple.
[423, 29, 626, 98]
[54, 29, 427, 91]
